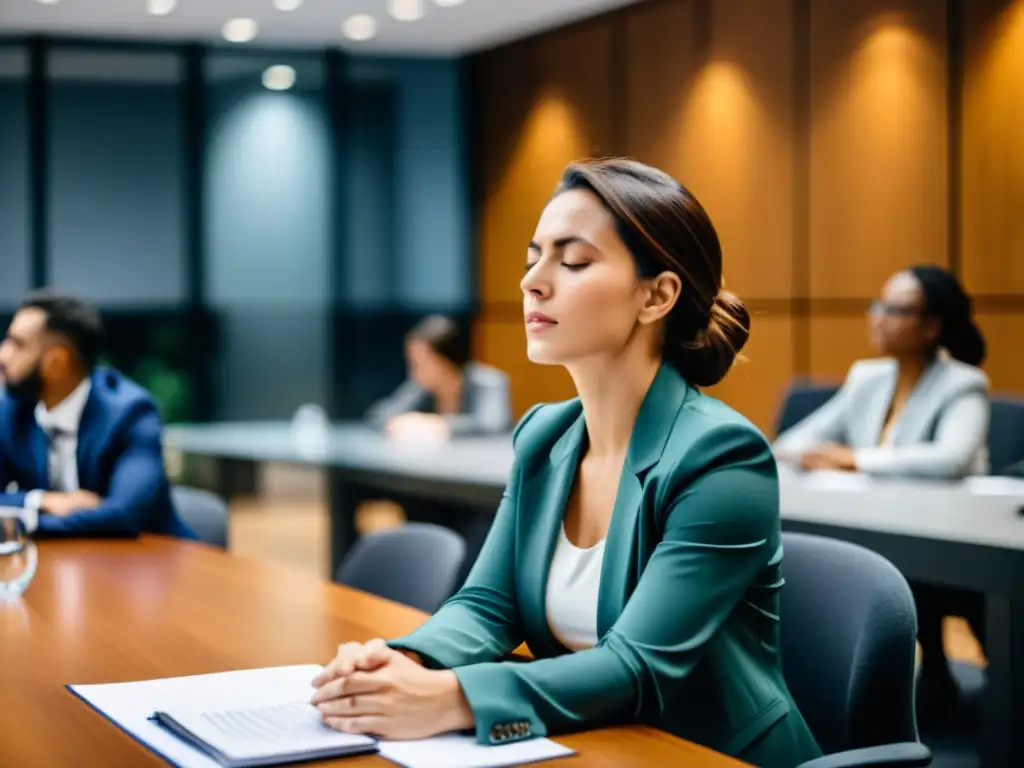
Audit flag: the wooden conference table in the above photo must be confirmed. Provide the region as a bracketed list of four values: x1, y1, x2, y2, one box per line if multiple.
[164, 421, 1024, 768]
[0, 537, 745, 767]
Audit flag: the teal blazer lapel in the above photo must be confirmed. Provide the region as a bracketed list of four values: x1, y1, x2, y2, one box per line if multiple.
[597, 364, 693, 634]
[519, 411, 585, 657]
[518, 364, 695, 651]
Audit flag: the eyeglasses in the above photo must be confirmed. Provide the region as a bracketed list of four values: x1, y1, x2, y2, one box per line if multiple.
[868, 300, 920, 318]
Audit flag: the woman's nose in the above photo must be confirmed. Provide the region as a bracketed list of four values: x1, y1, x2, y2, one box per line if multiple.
[521, 263, 551, 298]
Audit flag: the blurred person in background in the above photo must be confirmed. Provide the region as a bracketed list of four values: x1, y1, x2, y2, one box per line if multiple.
[0, 291, 195, 539]
[365, 315, 511, 440]
[773, 265, 989, 478]
[772, 265, 990, 724]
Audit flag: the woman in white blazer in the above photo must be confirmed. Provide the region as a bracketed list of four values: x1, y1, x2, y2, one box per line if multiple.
[773, 265, 990, 725]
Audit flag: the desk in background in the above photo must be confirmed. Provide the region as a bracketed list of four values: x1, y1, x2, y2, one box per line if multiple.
[164, 421, 1024, 768]
[0, 537, 745, 767]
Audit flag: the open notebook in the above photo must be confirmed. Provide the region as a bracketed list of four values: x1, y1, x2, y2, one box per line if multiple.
[69, 665, 575, 768]
[150, 700, 376, 767]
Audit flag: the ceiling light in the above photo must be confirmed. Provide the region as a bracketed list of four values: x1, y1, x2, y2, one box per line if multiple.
[147, 0, 177, 16]
[388, 0, 425, 22]
[433, 0, 465, 6]
[36, 0, 61, 5]
[272, 0, 303, 10]
[262, 64, 296, 91]
[342, 14, 378, 41]
[222, 18, 259, 43]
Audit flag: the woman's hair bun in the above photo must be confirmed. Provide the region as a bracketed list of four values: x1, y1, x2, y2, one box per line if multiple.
[668, 289, 750, 388]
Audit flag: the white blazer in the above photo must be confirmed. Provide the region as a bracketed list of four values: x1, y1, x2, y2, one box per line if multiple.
[773, 357, 991, 478]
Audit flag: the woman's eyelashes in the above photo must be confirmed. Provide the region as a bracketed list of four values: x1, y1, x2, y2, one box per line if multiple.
[523, 260, 590, 273]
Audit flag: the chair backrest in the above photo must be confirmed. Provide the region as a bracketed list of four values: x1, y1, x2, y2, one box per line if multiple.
[334, 523, 466, 614]
[989, 396, 1024, 475]
[774, 383, 840, 437]
[779, 532, 919, 755]
[171, 485, 229, 548]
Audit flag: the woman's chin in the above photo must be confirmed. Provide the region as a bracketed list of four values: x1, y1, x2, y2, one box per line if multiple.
[525, 344, 563, 366]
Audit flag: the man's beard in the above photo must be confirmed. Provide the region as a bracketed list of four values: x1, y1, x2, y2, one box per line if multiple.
[3, 363, 43, 403]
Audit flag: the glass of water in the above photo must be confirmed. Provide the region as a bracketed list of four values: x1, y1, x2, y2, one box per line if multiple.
[0, 509, 37, 600]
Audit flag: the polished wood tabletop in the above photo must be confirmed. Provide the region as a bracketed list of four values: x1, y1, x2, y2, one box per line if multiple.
[0, 537, 747, 767]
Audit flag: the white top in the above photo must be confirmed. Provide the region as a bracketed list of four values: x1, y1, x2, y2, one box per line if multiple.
[22, 378, 93, 531]
[545, 524, 606, 651]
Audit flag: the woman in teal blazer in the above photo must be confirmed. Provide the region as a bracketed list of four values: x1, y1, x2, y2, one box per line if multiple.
[310, 159, 822, 768]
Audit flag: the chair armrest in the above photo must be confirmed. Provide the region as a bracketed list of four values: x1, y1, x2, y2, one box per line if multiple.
[797, 742, 932, 768]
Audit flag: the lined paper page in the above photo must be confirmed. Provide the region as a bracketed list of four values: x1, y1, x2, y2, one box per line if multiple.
[70, 665, 340, 768]
[160, 699, 374, 762]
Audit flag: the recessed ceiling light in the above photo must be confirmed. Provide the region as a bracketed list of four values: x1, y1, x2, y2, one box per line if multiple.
[388, 0, 425, 22]
[272, 0, 303, 10]
[36, 0, 61, 5]
[342, 14, 378, 41]
[222, 18, 259, 43]
[262, 65, 296, 91]
[433, 0, 465, 6]
[147, 0, 177, 16]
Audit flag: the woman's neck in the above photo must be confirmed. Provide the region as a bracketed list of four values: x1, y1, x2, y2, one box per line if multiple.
[895, 353, 931, 393]
[566, 350, 661, 460]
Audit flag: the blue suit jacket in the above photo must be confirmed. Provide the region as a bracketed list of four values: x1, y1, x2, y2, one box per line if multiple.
[0, 367, 196, 539]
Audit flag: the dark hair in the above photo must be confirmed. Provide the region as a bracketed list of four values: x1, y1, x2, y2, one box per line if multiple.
[407, 315, 469, 368]
[19, 290, 104, 372]
[554, 158, 749, 387]
[907, 265, 985, 367]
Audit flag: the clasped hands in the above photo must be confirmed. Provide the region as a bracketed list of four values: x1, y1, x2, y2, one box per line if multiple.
[41, 490, 102, 517]
[796, 443, 857, 472]
[384, 413, 451, 444]
[310, 638, 473, 739]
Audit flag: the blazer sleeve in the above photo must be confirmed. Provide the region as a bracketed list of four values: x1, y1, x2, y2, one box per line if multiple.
[853, 392, 989, 478]
[364, 381, 430, 429]
[442, 372, 512, 437]
[772, 367, 862, 457]
[442, 424, 780, 745]
[36, 402, 168, 537]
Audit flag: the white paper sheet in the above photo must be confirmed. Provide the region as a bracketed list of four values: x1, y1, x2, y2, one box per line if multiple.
[379, 734, 574, 768]
[69, 665, 574, 768]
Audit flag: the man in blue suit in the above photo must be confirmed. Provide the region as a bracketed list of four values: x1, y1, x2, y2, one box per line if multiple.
[0, 291, 195, 539]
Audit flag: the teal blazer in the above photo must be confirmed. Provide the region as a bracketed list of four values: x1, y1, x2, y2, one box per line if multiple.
[390, 364, 821, 768]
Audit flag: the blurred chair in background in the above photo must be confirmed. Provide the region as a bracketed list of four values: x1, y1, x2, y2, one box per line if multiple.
[988, 396, 1024, 475]
[774, 382, 840, 438]
[780, 532, 932, 768]
[171, 485, 228, 549]
[334, 522, 466, 614]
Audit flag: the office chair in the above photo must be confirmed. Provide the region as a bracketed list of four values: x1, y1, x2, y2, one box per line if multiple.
[774, 382, 841, 437]
[781, 532, 932, 768]
[171, 485, 229, 549]
[989, 396, 1024, 475]
[334, 522, 466, 614]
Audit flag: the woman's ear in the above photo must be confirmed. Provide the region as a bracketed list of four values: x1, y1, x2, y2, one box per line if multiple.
[638, 271, 682, 326]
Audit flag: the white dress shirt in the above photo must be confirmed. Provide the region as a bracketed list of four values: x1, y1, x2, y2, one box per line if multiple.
[545, 524, 606, 651]
[22, 378, 93, 531]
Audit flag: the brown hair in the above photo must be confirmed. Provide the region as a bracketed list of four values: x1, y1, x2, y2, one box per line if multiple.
[407, 315, 470, 368]
[554, 158, 749, 387]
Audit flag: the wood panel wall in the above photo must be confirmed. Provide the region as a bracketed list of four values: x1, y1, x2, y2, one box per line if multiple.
[469, 0, 1024, 434]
